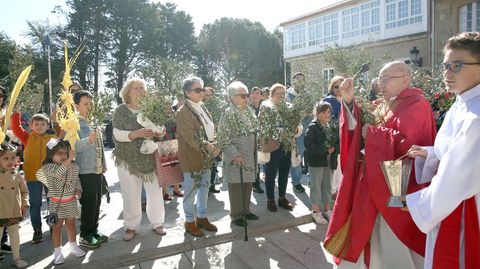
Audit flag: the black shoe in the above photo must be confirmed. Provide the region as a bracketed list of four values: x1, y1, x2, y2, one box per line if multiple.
[1, 244, 12, 253]
[32, 229, 43, 244]
[231, 218, 247, 227]
[252, 183, 264, 193]
[245, 213, 259, 220]
[293, 184, 305, 193]
[209, 186, 220, 193]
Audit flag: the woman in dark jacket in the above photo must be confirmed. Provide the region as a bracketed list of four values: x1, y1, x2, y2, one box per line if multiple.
[304, 101, 338, 224]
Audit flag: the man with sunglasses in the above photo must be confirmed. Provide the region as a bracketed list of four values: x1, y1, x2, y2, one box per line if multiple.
[324, 61, 437, 269]
[405, 32, 480, 269]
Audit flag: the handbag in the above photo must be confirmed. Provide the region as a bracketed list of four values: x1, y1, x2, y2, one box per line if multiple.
[291, 147, 302, 167]
[155, 149, 183, 187]
[257, 151, 271, 164]
[44, 179, 66, 228]
[259, 138, 280, 153]
[156, 132, 180, 166]
[100, 174, 110, 203]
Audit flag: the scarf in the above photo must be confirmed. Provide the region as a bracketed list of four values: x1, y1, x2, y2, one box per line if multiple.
[112, 104, 155, 181]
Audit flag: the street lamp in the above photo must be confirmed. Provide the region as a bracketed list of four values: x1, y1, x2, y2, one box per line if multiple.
[409, 46, 422, 67]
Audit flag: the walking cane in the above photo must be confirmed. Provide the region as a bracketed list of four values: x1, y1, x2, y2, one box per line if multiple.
[239, 166, 248, 241]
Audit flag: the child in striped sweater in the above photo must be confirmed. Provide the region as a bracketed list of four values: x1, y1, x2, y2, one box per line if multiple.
[37, 139, 84, 265]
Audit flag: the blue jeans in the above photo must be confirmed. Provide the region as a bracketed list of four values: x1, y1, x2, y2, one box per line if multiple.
[27, 181, 47, 230]
[183, 170, 211, 222]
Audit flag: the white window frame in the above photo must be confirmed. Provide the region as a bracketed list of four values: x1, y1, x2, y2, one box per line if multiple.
[385, 0, 423, 30]
[459, 2, 480, 33]
[285, 23, 306, 51]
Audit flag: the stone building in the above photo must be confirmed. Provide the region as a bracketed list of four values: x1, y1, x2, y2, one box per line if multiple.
[280, 0, 479, 91]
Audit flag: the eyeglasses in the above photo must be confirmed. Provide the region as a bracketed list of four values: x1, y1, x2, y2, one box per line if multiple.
[379, 75, 405, 84]
[235, 93, 249, 99]
[442, 61, 480, 73]
[190, 87, 205, 93]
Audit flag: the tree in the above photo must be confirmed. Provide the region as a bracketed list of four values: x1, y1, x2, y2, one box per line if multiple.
[65, 0, 108, 92]
[103, 0, 149, 103]
[0, 33, 16, 90]
[138, 57, 193, 96]
[22, 21, 65, 112]
[323, 43, 391, 86]
[198, 18, 283, 88]
[142, 2, 197, 62]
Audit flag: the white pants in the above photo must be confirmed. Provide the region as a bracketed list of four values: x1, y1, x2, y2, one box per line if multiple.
[118, 165, 165, 230]
[0, 224, 20, 261]
[331, 155, 343, 194]
[334, 215, 424, 269]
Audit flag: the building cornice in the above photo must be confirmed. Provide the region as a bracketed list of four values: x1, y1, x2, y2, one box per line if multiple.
[279, 0, 358, 27]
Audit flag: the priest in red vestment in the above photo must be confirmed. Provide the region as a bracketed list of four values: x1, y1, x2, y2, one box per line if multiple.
[323, 61, 437, 269]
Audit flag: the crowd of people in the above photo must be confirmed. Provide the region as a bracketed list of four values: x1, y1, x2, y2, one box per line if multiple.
[0, 31, 479, 269]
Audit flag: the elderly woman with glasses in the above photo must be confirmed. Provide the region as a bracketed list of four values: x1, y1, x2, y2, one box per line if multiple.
[323, 76, 344, 120]
[217, 81, 259, 227]
[176, 76, 218, 237]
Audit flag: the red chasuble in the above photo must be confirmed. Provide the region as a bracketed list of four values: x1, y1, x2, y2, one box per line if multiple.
[324, 88, 437, 265]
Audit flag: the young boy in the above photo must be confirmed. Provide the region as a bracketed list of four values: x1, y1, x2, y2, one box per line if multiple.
[406, 32, 480, 268]
[73, 90, 108, 249]
[11, 112, 55, 243]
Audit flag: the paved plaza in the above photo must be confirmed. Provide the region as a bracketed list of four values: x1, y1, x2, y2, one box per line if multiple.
[2, 149, 332, 269]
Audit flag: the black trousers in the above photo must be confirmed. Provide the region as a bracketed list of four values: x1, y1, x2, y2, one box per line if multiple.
[79, 173, 102, 238]
[265, 147, 291, 200]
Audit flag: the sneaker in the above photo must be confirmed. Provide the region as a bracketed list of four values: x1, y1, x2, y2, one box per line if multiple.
[79, 236, 101, 249]
[32, 229, 42, 244]
[93, 232, 109, 243]
[1, 244, 12, 253]
[53, 251, 65, 265]
[252, 183, 264, 193]
[13, 258, 28, 268]
[293, 184, 306, 193]
[70, 244, 86, 258]
[311, 211, 328, 224]
[324, 210, 333, 220]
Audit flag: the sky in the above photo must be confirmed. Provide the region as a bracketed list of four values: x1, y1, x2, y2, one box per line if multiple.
[0, 0, 340, 44]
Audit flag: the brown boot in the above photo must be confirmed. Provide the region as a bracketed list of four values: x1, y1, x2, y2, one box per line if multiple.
[196, 217, 218, 232]
[278, 197, 293, 211]
[267, 199, 277, 212]
[185, 222, 204, 237]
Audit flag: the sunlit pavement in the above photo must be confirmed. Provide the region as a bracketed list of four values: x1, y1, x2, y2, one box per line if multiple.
[4, 150, 332, 269]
